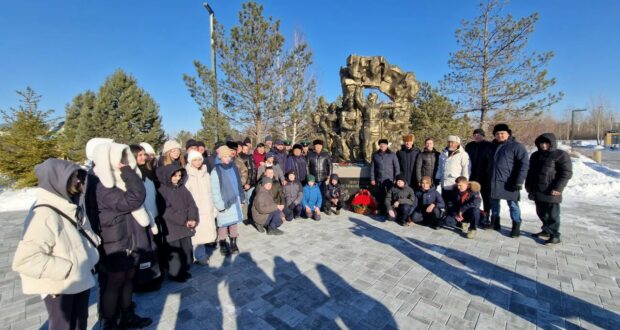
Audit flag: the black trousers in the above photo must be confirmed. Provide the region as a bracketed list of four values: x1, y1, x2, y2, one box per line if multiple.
[167, 237, 193, 278]
[285, 203, 302, 220]
[535, 201, 561, 238]
[480, 182, 491, 215]
[324, 197, 343, 210]
[375, 179, 393, 215]
[441, 189, 454, 212]
[44, 289, 90, 330]
[413, 206, 442, 226]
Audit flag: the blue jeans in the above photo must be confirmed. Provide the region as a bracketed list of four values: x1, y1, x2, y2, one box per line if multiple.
[490, 198, 521, 223]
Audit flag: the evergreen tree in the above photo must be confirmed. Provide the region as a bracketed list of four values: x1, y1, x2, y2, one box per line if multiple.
[0, 88, 59, 187]
[183, 61, 233, 147]
[92, 69, 165, 149]
[214, 1, 287, 142]
[174, 130, 195, 149]
[277, 33, 316, 144]
[411, 82, 472, 145]
[60, 91, 96, 161]
[441, 0, 562, 129]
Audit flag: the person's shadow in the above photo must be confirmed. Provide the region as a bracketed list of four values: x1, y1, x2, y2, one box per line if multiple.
[349, 217, 620, 329]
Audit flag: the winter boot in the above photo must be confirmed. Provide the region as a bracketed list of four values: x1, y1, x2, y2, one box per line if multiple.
[491, 216, 501, 231]
[466, 229, 477, 239]
[324, 208, 332, 215]
[118, 305, 152, 329]
[230, 237, 239, 254]
[531, 231, 550, 239]
[334, 208, 341, 215]
[510, 221, 521, 238]
[544, 236, 561, 245]
[219, 240, 230, 256]
[266, 227, 284, 235]
[101, 318, 119, 330]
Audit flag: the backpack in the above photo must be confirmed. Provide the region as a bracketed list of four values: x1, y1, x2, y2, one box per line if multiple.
[350, 189, 377, 215]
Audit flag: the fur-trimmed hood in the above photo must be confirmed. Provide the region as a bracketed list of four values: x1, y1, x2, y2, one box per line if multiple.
[91, 142, 153, 229]
[469, 181, 481, 193]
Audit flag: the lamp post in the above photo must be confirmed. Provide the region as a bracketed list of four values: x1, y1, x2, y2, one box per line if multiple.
[203, 2, 219, 141]
[570, 108, 587, 149]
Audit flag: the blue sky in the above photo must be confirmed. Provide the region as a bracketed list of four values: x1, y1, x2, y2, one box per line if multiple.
[1, 0, 619, 134]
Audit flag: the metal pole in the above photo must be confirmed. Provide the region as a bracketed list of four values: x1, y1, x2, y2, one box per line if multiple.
[204, 3, 219, 141]
[570, 109, 586, 149]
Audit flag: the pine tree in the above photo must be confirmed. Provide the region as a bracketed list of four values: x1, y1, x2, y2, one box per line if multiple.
[411, 82, 472, 145]
[183, 61, 234, 147]
[91, 69, 165, 149]
[277, 33, 316, 144]
[0, 88, 59, 187]
[60, 91, 96, 161]
[441, 0, 562, 129]
[214, 1, 287, 142]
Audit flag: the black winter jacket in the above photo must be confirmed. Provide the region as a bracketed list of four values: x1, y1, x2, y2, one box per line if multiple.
[397, 145, 420, 187]
[156, 165, 199, 242]
[240, 152, 257, 186]
[370, 149, 400, 183]
[415, 149, 440, 183]
[450, 182, 482, 216]
[385, 185, 416, 211]
[465, 140, 495, 184]
[285, 155, 308, 183]
[525, 133, 573, 203]
[415, 187, 445, 210]
[490, 137, 529, 201]
[307, 150, 332, 182]
[325, 174, 342, 200]
[95, 167, 146, 271]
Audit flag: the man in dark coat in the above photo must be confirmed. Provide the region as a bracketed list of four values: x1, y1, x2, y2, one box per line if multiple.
[489, 123, 530, 237]
[307, 139, 332, 210]
[415, 138, 440, 187]
[397, 134, 420, 188]
[273, 140, 288, 169]
[465, 128, 495, 226]
[525, 133, 573, 245]
[370, 139, 401, 215]
[240, 143, 257, 187]
[285, 144, 308, 184]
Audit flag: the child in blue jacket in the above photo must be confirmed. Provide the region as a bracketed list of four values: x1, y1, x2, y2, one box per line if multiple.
[301, 175, 322, 221]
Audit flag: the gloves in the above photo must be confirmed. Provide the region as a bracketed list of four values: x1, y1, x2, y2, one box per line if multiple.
[514, 183, 523, 191]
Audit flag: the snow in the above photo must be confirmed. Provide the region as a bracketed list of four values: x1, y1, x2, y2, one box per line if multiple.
[0, 188, 35, 212]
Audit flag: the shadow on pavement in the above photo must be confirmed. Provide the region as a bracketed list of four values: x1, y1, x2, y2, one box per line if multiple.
[348, 217, 620, 329]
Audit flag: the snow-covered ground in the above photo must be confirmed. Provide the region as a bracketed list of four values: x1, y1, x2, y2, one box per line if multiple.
[0, 187, 36, 212]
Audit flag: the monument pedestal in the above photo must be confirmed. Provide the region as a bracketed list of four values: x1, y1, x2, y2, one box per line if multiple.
[332, 163, 371, 203]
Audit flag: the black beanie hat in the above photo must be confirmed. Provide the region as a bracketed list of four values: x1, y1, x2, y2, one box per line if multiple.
[313, 139, 324, 146]
[292, 143, 303, 151]
[243, 137, 251, 145]
[226, 141, 238, 150]
[186, 139, 199, 149]
[395, 174, 406, 184]
[378, 138, 389, 145]
[473, 128, 485, 137]
[493, 123, 511, 135]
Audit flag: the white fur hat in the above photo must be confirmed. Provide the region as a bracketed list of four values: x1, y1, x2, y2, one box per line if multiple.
[447, 135, 461, 144]
[139, 142, 156, 155]
[85, 138, 113, 161]
[162, 140, 182, 154]
[187, 150, 204, 162]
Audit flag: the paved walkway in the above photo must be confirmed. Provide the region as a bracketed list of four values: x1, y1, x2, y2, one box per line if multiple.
[1, 199, 620, 329]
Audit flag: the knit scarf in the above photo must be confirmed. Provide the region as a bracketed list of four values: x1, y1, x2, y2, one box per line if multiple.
[215, 162, 242, 209]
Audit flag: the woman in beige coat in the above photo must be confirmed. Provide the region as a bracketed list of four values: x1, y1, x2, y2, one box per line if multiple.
[12, 159, 100, 330]
[185, 150, 217, 264]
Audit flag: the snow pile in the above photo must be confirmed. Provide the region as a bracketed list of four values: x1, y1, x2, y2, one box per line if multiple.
[0, 187, 36, 212]
[563, 153, 620, 203]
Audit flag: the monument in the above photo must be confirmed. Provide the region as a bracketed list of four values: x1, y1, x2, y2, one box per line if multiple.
[314, 55, 419, 201]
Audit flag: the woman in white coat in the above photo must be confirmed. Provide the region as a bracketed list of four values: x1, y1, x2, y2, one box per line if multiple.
[185, 150, 217, 264]
[12, 158, 100, 330]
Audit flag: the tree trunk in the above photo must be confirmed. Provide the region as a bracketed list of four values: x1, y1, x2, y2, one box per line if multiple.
[479, 6, 490, 130]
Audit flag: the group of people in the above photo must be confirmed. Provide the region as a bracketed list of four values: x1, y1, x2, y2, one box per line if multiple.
[10, 123, 573, 329]
[10, 135, 344, 329]
[371, 124, 573, 243]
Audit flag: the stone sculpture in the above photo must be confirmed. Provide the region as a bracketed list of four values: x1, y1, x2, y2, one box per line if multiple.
[315, 55, 419, 163]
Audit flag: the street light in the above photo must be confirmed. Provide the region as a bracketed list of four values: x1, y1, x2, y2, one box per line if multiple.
[570, 108, 587, 149]
[203, 2, 219, 141]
